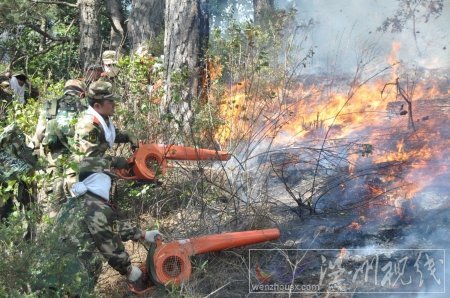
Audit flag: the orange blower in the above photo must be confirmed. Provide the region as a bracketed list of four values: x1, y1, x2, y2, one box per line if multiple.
[129, 228, 280, 294]
[116, 143, 231, 181]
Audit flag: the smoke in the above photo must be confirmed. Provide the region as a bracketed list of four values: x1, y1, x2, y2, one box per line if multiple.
[277, 0, 450, 72]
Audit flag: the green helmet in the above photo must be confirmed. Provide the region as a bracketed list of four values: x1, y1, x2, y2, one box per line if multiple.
[87, 81, 120, 100]
[102, 50, 118, 65]
[64, 79, 87, 95]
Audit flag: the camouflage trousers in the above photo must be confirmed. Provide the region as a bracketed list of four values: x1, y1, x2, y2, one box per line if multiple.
[39, 149, 77, 217]
[56, 192, 142, 279]
[38, 195, 103, 295]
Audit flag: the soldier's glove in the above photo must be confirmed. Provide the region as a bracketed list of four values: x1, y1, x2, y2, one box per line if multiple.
[127, 134, 139, 150]
[111, 156, 129, 169]
[143, 230, 162, 243]
[127, 265, 148, 292]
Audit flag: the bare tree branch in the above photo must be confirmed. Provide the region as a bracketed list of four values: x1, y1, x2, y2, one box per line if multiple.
[25, 23, 70, 42]
[31, 0, 79, 8]
[11, 40, 68, 66]
[381, 77, 416, 131]
[310, 64, 395, 213]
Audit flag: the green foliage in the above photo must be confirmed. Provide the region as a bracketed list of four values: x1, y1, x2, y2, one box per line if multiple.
[28, 42, 80, 82]
[0, 0, 80, 81]
[209, 0, 253, 28]
[142, 32, 165, 57]
[0, 212, 97, 297]
[115, 53, 164, 142]
[3, 100, 40, 136]
[210, 20, 279, 83]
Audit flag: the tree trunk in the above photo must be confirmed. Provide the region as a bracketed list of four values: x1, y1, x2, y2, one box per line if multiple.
[128, 0, 165, 53]
[104, 0, 126, 50]
[79, 0, 101, 69]
[162, 0, 209, 138]
[253, 0, 274, 24]
[199, 0, 209, 62]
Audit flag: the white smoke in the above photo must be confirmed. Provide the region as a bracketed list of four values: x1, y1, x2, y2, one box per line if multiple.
[277, 0, 450, 72]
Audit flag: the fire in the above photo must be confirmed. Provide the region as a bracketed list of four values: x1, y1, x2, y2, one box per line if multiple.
[388, 41, 401, 77]
[217, 47, 448, 219]
[279, 81, 396, 140]
[215, 82, 249, 144]
[347, 222, 361, 230]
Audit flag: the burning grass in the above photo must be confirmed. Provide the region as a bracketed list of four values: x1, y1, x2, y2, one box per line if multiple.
[98, 60, 449, 296]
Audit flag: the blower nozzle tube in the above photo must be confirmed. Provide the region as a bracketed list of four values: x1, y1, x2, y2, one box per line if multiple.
[185, 228, 281, 256]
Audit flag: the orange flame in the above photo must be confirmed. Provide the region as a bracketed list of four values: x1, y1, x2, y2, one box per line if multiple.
[215, 81, 250, 144]
[348, 222, 361, 230]
[388, 41, 401, 77]
[217, 56, 448, 211]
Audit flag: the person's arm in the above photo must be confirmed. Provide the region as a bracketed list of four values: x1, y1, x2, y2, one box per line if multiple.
[114, 128, 138, 146]
[116, 220, 143, 242]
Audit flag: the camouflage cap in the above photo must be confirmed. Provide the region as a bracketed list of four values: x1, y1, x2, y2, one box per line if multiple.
[87, 81, 120, 100]
[64, 79, 87, 93]
[102, 50, 118, 65]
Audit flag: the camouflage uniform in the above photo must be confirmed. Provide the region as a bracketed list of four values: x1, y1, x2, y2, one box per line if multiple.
[33, 80, 88, 211]
[46, 189, 142, 293]
[0, 123, 37, 221]
[1, 79, 12, 120]
[63, 81, 140, 283]
[34, 182, 143, 295]
[0, 80, 12, 101]
[73, 113, 130, 162]
[73, 81, 133, 171]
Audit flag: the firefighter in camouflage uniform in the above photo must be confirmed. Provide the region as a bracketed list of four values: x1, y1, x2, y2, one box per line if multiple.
[36, 164, 161, 294]
[101, 50, 120, 79]
[32, 79, 88, 213]
[98, 50, 121, 95]
[72, 80, 137, 169]
[57, 81, 159, 291]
